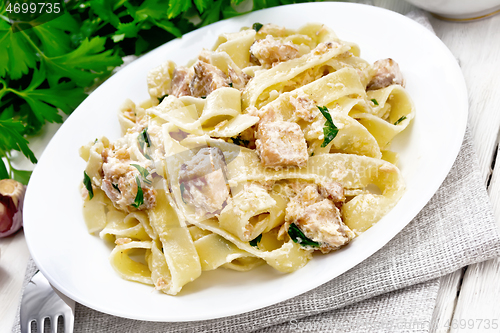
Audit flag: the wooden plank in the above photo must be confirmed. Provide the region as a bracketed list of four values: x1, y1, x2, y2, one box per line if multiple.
[451, 259, 500, 332]
[0, 231, 30, 333]
[431, 270, 465, 333]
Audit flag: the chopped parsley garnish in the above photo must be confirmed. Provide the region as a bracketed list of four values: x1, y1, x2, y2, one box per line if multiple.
[394, 115, 407, 125]
[131, 164, 152, 185]
[371, 98, 379, 106]
[317, 105, 339, 148]
[228, 82, 233, 88]
[158, 94, 169, 103]
[112, 183, 121, 193]
[132, 176, 144, 208]
[288, 223, 320, 248]
[201, 96, 207, 99]
[141, 128, 151, 147]
[83, 171, 94, 200]
[231, 135, 250, 146]
[252, 22, 264, 32]
[249, 234, 262, 248]
[138, 128, 151, 155]
[310, 152, 314, 157]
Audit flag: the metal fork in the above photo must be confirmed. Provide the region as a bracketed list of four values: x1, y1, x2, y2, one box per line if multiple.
[20, 270, 75, 333]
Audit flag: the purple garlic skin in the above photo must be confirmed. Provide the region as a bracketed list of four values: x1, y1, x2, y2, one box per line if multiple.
[0, 179, 26, 238]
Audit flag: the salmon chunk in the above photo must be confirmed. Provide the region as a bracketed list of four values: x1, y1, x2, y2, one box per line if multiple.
[367, 58, 405, 90]
[284, 182, 353, 253]
[255, 121, 308, 169]
[318, 181, 345, 203]
[101, 148, 156, 212]
[189, 61, 229, 98]
[289, 93, 318, 122]
[170, 66, 194, 97]
[178, 147, 230, 217]
[250, 35, 300, 68]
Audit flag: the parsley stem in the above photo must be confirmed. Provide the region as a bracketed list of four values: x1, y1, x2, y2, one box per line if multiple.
[113, 0, 128, 11]
[0, 14, 11, 25]
[0, 75, 22, 98]
[19, 30, 44, 56]
[0, 149, 15, 179]
[0, 83, 8, 100]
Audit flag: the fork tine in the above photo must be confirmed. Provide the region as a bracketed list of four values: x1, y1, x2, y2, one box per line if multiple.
[63, 311, 74, 333]
[51, 315, 60, 333]
[38, 317, 46, 333]
[20, 317, 33, 333]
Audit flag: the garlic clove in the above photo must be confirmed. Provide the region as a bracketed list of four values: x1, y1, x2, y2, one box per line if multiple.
[0, 179, 26, 238]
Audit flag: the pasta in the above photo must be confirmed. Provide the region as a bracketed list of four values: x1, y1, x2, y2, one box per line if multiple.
[79, 23, 414, 295]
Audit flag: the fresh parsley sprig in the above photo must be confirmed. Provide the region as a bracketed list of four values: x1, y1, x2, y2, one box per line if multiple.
[317, 105, 339, 148]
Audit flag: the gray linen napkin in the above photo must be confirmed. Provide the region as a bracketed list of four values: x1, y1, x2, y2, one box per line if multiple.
[13, 11, 500, 333]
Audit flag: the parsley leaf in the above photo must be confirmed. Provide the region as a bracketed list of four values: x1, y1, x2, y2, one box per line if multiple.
[131, 164, 152, 185]
[112, 183, 121, 193]
[10, 65, 86, 124]
[288, 223, 320, 248]
[83, 171, 94, 200]
[138, 128, 151, 153]
[0, 159, 8, 180]
[199, 0, 223, 26]
[142, 129, 151, 147]
[317, 105, 339, 148]
[394, 115, 407, 125]
[10, 166, 32, 185]
[132, 176, 144, 208]
[167, 0, 192, 19]
[231, 135, 250, 146]
[0, 118, 37, 164]
[194, 0, 210, 14]
[0, 22, 37, 79]
[158, 94, 169, 103]
[371, 98, 379, 106]
[42, 37, 123, 87]
[32, 13, 80, 57]
[252, 22, 263, 32]
[249, 234, 262, 248]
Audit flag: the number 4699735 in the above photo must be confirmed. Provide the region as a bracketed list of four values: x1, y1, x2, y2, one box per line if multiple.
[6, 2, 61, 14]
[444, 318, 499, 330]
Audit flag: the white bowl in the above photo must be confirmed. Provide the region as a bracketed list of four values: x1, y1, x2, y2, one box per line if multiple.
[404, 0, 500, 20]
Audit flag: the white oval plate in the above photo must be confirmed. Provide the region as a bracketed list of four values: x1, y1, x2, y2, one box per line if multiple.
[24, 2, 467, 322]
